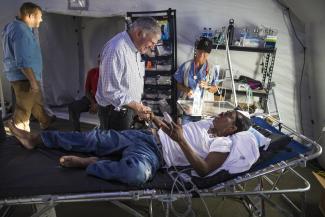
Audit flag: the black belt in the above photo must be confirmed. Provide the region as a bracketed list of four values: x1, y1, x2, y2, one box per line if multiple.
[100, 104, 128, 112]
[151, 129, 165, 167]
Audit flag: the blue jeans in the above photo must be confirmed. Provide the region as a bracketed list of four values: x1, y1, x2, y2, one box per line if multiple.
[41, 129, 162, 186]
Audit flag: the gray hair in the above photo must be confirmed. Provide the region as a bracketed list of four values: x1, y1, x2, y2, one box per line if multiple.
[130, 17, 161, 37]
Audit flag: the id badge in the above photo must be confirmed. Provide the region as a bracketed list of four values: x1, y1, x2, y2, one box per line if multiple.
[193, 75, 197, 80]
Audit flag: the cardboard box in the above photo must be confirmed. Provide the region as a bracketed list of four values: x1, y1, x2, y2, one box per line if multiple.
[313, 172, 325, 216]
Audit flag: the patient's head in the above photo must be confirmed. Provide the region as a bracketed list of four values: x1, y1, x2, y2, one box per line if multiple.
[211, 110, 251, 137]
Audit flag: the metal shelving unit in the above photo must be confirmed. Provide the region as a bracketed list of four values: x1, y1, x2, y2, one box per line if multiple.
[215, 44, 277, 112]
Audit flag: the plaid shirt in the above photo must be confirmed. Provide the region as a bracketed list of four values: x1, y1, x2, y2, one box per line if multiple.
[96, 31, 145, 110]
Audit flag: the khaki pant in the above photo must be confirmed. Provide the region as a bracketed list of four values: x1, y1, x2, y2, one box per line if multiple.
[11, 80, 51, 132]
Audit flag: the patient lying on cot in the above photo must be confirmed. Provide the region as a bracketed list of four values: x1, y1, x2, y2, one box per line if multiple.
[8, 109, 258, 186]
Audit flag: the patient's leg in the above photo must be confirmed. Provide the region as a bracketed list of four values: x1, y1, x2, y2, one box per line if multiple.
[7, 120, 42, 150]
[60, 156, 98, 168]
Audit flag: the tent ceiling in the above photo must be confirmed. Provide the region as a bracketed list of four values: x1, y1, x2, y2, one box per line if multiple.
[284, 0, 325, 23]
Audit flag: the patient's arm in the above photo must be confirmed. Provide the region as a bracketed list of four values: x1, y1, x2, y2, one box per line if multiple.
[162, 121, 229, 177]
[150, 112, 169, 129]
[177, 135, 229, 177]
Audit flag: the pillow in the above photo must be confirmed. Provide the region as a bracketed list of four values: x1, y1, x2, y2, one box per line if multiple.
[191, 131, 259, 177]
[248, 127, 271, 150]
[223, 131, 260, 174]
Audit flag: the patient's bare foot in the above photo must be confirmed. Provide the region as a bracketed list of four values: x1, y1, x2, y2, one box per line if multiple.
[59, 156, 98, 168]
[7, 120, 39, 150]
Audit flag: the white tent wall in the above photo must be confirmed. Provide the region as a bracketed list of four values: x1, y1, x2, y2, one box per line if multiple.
[0, 0, 320, 140]
[309, 22, 325, 167]
[39, 13, 80, 105]
[283, 0, 325, 167]
[81, 16, 125, 81]
[39, 14, 125, 106]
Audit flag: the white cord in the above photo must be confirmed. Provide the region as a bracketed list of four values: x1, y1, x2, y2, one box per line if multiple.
[152, 119, 212, 217]
[316, 131, 324, 143]
[167, 167, 212, 217]
[187, 179, 212, 217]
[168, 168, 193, 217]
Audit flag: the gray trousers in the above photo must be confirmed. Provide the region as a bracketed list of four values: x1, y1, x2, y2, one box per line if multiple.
[68, 96, 91, 131]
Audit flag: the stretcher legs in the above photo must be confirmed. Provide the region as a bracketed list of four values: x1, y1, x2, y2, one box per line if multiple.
[32, 203, 57, 217]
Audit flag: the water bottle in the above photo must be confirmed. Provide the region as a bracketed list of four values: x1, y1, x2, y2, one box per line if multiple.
[227, 19, 235, 45]
[202, 27, 208, 38]
[239, 27, 248, 46]
[213, 29, 220, 45]
[208, 28, 213, 39]
[192, 84, 203, 115]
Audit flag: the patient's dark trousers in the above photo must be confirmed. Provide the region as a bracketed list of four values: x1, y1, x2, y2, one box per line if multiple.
[41, 129, 162, 186]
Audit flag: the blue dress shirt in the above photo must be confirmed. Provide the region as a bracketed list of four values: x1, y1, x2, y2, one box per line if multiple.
[2, 18, 42, 81]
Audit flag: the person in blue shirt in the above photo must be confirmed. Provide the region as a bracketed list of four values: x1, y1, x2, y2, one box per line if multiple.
[174, 38, 219, 124]
[2, 2, 55, 132]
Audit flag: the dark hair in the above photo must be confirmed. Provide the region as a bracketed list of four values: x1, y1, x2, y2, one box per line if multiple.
[20, 2, 42, 17]
[196, 37, 213, 53]
[234, 110, 252, 133]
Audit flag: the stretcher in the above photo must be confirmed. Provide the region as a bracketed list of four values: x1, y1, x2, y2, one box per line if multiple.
[0, 114, 322, 217]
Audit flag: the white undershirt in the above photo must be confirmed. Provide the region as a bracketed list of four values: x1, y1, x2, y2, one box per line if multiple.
[158, 119, 259, 177]
[158, 119, 232, 168]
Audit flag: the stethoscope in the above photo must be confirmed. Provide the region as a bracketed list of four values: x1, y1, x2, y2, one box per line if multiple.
[193, 61, 209, 81]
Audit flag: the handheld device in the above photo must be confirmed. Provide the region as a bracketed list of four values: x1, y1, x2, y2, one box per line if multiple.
[163, 112, 173, 124]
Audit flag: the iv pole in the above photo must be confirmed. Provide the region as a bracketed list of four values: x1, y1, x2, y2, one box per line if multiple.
[224, 28, 238, 107]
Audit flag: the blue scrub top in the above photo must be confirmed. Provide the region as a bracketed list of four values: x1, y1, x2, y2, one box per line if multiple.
[174, 60, 206, 90]
[2, 18, 43, 81]
[174, 60, 217, 95]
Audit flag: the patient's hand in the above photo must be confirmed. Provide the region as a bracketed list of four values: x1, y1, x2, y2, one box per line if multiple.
[137, 104, 151, 121]
[162, 120, 185, 143]
[150, 112, 168, 129]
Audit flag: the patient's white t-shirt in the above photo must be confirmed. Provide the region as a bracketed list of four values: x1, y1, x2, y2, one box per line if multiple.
[158, 119, 232, 168]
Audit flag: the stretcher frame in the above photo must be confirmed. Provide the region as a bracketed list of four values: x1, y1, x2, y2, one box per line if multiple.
[0, 114, 322, 217]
